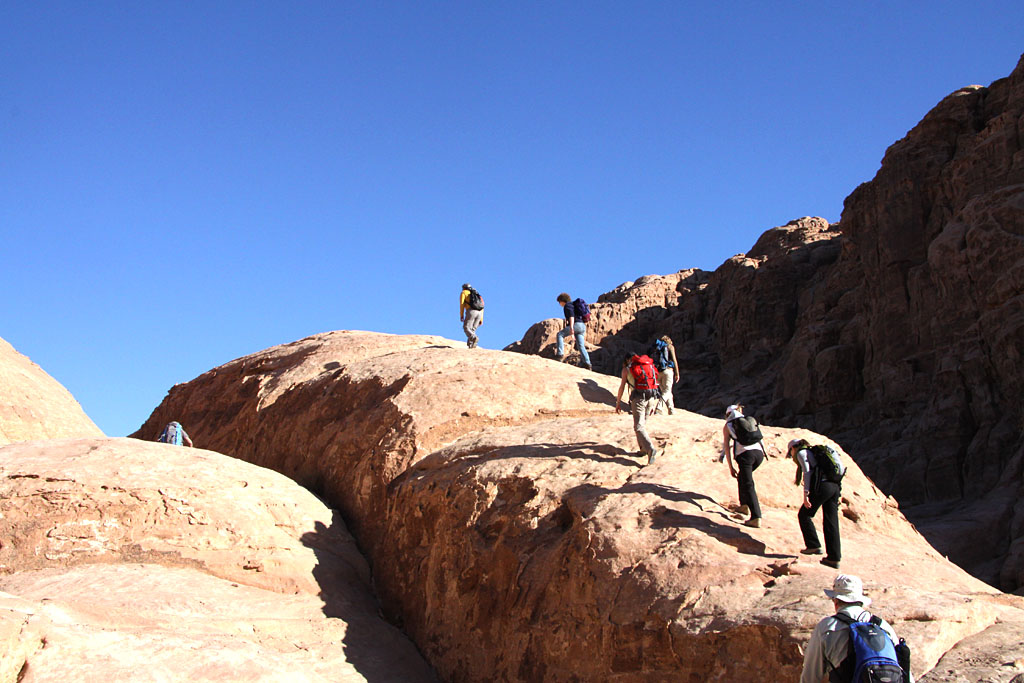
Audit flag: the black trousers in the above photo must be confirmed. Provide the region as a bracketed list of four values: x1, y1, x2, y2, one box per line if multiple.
[798, 479, 841, 561]
[735, 448, 763, 518]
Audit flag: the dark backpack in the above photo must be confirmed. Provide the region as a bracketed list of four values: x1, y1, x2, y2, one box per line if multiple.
[572, 298, 591, 323]
[728, 415, 762, 446]
[651, 339, 673, 370]
[467, 288, 484, 311]
[811, 444, 846, 483]
[831, 613, 905, 683]
[629, 355, 658, 391]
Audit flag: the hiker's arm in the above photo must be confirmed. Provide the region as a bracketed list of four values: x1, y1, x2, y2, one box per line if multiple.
[722, 425, 736, 476]
[615, 372, 627, 413]
[670, 348, 680, 382]
[183, 432, 193, 448]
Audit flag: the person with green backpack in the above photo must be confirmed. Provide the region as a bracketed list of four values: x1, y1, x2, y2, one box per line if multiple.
[789, 438, 845, 569]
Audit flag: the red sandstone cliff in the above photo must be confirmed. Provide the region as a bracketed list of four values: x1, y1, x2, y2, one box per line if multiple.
[510, 55, 1024, 592]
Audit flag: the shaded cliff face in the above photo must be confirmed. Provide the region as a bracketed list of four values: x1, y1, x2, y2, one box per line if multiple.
[0, 336, 103, 444]
[136, 331, 1024, 682]
[507, 55, 1024, 591]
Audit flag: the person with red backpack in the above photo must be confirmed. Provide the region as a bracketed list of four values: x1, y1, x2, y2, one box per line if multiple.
[615, 353, 661, 465]
[555, 292, 592, 371]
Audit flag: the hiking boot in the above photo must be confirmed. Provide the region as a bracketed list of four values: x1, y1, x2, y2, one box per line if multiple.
[800, 547, 824, 555]
[743, 517, 761, 528]
[647, 450, 658, 466]
[820, 558, 841, 569]
[734, 505, 750, 517]
[557, 354, 567, 362]
[584, 363, 593, 371]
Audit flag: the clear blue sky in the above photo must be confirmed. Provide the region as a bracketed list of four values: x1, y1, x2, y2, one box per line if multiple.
[2, 3, 1022, 437]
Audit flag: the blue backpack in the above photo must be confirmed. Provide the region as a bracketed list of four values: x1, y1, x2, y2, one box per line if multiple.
[832, 613, 905, 683]
[158, 422, 183, 446]
[572, 298, 591, 323]
[651, 339, 673, 370]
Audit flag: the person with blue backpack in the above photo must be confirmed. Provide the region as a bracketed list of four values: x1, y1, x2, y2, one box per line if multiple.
[649, 335, 679, 414]
[157, 421, 193, 447]
[801, 574, 911, 683]
[555, 292, 592, 371]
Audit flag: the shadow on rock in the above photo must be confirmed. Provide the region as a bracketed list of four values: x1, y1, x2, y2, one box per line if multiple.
[576, 378, 617, 407]
[301, 515, 437, 682]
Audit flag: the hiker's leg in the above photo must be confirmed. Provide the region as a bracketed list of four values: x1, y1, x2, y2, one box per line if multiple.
[556, 327, 570, 357]
[799, 487, 826, 550]
[573, 322, 591, 366]
[630, 395, 656, 456]
[658, 367, 675, 413]
[463, 310, 482, 346]
[735, 450, 762, 518]
[798, 504, 821, 549]
[821, 483, 842, 562]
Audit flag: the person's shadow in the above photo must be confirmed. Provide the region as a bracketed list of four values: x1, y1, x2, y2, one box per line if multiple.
[576, 378, 617, 406]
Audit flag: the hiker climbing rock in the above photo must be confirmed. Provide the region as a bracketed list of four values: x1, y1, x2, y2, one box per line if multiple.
[722, 404, 764, 528]
[801, 574, 912, 683]
[615, 353, 660, 465]
[555, 292, 592, 371]
[649, 335, 679, 414]
[460, 283, 484, 348]
[157, 421, 193, 447]
[789, 438, 845, 569]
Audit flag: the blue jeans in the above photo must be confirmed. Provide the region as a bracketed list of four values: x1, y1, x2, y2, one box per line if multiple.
[556, 322, 590, 365]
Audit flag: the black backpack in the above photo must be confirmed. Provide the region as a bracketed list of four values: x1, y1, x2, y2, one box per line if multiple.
[728, 415, 762, 446]
[467, 288, 484, 311]
[811, 444, 846, 483]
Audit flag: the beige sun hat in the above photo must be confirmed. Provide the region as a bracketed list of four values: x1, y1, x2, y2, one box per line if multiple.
[824, 574, 871, 606]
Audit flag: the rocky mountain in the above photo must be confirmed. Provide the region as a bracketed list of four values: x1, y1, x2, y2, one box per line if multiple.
[509, 54, 1024, 593]
[135, 330, 1024, 682]
[0, 336, 103, 444]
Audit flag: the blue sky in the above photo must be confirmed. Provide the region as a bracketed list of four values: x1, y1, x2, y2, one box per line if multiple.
[2, 3, 1022, 437]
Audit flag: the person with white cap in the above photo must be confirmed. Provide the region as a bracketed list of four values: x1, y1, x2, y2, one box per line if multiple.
[788, 438, 842, 569]
[801, 574, 911, 683]
[722, 403, 765, 528]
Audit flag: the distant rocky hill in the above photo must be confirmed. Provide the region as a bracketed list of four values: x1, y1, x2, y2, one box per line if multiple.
[0, 335, 103, 444]
[136, 330, 1024, 682]
[509, 54, 1024, 592]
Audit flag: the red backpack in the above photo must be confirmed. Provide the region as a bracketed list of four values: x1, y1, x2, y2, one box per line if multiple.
[629, 355, 658, 391]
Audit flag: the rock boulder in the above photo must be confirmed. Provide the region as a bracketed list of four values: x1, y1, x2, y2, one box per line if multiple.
[137, 331, 1024, 681]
